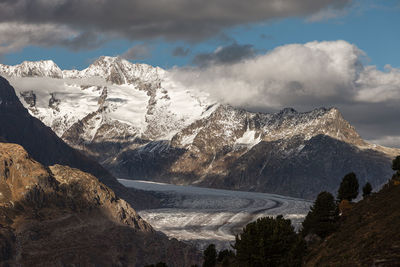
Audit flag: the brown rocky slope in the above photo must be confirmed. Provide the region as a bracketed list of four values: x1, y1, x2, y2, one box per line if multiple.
[0, 143, 201, 266]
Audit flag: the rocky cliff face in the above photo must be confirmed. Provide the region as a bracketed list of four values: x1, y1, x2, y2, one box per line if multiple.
[0, 143, 200, 266]
[1, 58, 399, 199]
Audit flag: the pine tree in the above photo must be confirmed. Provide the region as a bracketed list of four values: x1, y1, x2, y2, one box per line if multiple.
[337, 172, 359, 202]
[393, 156, 400, 172]
[362, 182, 372, 198]
[391, 156, 400, 185]
[217, 249, 235, 267]
[234, 215, 305, 267]
[217, 249, 234, 261]
[302, 191, 338, 239]
[203, 244, 217, 267]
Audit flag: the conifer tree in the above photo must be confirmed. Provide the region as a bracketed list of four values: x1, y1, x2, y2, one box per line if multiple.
[203, 244, 217, 267]
[362, 182, 372, 198]
[337, 172, 359, 202]
[234, 215, 305, 267]
[302, 191, 338, 238]
[393, 156, 400, 173]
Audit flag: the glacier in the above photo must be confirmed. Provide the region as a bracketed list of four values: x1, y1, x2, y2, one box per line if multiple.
[119, 179, 312, 250]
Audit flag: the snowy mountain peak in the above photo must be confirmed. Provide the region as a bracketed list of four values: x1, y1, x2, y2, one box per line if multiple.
[90, 56, 136, 67]
[0, 57, 164, 86]
[296, 106, 365, 146]
[88, 56, 127, 72]
[20, 59, 58, 68]
[0, 60, 63, 78]
[64, 56, 164, 86]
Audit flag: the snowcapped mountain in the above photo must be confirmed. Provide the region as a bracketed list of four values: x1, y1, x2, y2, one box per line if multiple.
[63, 56, 164, 84]
[0, 60, 63, 78]
[1, 57, 398, 199]
[4, 57, 214, 141]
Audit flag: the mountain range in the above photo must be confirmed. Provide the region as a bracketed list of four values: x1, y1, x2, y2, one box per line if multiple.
[1, 57, 399, 199]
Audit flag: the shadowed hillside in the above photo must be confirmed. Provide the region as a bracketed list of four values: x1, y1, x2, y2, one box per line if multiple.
[306, 179, 400, 266]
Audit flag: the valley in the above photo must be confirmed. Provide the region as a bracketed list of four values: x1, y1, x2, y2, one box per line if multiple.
[0, 1, 399, 265]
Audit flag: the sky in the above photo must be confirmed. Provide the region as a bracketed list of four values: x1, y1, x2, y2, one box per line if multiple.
[0, 0, 399, 147]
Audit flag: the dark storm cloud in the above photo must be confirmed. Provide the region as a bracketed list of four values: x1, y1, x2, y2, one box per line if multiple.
[0, 23, 106, 56]
[172, 47, 190, 57]
[65, 31, 107, 51]
[0, 0, 350, 44]
[193, 43, 256, 66]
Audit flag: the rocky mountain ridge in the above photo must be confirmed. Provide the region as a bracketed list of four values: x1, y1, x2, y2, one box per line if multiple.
[0, 57, 162, 83]
[1, 58, 398, 199]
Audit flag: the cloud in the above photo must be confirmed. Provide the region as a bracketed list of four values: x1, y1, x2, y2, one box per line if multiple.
[193, 43, 256, 66]
[122, 44, 152, 60]
[0, 22, 105, 56]
[170, 40, 400, 147]
[355, 65, 400, 102]
[0, 0, 350, 53]
[306, 5, 350, 21]
[368, 136, 400, 148]
[172, 47, 190, 57]
[173, 40, 363, 108]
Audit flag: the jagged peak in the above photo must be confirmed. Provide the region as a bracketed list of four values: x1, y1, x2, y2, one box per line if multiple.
[79, 56, 163, 85]
[0, 59, 63, 78]
[2, 59, 59, 68]
[8, 59, 61, 73]
[272, 107, 342, 120]
[20, 59, 59, 67]
[88, 56, 158, 71]
[90, 56, 124, 66]
[212, 105, 340, 123]
[0, 57, 164, 83]
[319, 107, 349, 123]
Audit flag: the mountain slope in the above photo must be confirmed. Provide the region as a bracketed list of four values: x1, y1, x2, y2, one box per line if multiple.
[0, 143, 200, 266]
[111, 105, 396, 199]
[305, 179, 400, 266]
[0, 75, 157, 209]
[1, 58, 398, 199]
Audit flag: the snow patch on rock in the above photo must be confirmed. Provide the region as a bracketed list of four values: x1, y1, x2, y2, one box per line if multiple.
[235, 128, 261, 148]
